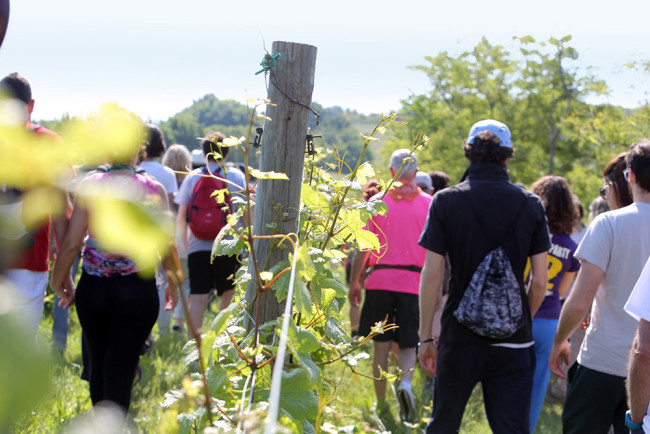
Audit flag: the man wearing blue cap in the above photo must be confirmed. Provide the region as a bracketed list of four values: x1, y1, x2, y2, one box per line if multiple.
[418, 119, 550, 433]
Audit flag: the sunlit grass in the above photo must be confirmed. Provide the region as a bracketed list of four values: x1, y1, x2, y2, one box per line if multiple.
[14, 287, 564, 433]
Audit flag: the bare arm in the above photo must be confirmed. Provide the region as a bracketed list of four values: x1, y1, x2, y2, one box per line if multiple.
[348, 250, 369, 308]
[155, 182, 180, 310]
[50, 203, 88, 308]
[628, 319, 650, 425]
[557, 270, 577, 299]
[177, 203, 189, 252]
[527, 251, 548, 318]
[549, 260, 604, 378]
[418, 250, 445, 377]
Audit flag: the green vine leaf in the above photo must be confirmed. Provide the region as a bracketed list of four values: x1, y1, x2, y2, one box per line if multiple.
[250, 169, 289, 180]
[284, 319, 320, 354]
[209, 302, 239, 337]
[354, 161, 375, 186]
[211, 224, 245, 258]
[318, 278, 347, 298]
[278, 368, 319, 423]
[200, 331, 217, 368]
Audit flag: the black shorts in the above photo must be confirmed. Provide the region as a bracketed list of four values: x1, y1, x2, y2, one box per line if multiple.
[187, 251, 240, 296]
[358, 289, 419, 348]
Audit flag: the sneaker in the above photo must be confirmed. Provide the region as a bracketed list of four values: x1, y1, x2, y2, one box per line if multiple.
[397, 383, 416, 422]
[172, 323, 184, 333]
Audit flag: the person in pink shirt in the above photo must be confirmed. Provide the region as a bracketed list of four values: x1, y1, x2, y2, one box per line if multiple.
[349, 149, 432, 422]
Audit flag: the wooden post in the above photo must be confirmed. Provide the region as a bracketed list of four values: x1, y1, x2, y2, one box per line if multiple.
[245, 41, 317, 329]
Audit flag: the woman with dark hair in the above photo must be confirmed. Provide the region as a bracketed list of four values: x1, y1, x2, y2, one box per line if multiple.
[528, 175, 581, 433]
[50, 132, 179, 413]
[601, 151, 633, 209]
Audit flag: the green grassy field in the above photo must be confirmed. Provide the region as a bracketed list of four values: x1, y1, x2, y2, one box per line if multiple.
[12, 295, 564, 433]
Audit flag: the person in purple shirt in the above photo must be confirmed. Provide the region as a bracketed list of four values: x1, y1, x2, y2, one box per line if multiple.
[527, 175, 581, 432]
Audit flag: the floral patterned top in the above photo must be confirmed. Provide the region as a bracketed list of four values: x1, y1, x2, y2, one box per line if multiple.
[81, 170, 159, 277]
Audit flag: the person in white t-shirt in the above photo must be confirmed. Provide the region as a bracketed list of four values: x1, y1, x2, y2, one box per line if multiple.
[139, 124, 178, 209]
[549, 139, 650, 433]
[138, 124, 179, 337]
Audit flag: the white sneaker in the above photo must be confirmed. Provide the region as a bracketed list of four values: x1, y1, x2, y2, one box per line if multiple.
[397, 382, 416, 422]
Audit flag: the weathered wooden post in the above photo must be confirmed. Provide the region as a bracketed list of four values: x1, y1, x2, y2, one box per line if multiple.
[245, 41, 317, 328]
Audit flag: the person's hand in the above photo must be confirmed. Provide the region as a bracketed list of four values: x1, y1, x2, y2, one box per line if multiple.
[549, 339, 571, 378]
[579, 315, 590, 331]
[164, 271, 179, 311]
[418, 341, 438, 377]
[53, 275, 75, 309]
[348, 282, 362, 308]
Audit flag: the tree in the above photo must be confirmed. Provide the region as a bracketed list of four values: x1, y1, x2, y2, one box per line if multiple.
[514, 35, 608, 175]
[392, 35, 635, 205]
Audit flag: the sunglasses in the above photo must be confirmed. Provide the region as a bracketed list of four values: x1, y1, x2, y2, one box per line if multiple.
[599, 184, 609, 200]
[624, 168, 630, 182]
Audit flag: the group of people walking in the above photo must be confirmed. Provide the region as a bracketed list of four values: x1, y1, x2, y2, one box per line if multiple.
[1, 73, 246, 415]
[351, 119, 650, 433]
[4, 69, 650, 434]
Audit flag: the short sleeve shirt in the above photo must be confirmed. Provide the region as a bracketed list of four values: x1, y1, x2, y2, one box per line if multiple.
[534, 233, 580, 319]
[138, 161, 178, 195]
[419, 163, 550, 345]
[175, 163, 245, 254]
[575, 202, 650, 377]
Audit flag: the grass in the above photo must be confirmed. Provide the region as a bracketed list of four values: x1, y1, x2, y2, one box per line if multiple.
[12, 293, 564, 433]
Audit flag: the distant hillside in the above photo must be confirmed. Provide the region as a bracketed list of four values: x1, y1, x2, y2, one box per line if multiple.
[158, 94, 386, 170]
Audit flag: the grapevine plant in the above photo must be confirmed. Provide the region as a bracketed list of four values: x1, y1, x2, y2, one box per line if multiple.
[159, 101, 427, 434]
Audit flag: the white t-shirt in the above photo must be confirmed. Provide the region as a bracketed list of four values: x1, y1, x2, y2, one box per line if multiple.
[138, 160, 178, 195]
[624, 256, 650, 431]
[175, 163, 245, 254]
[575, 202, 650, 377]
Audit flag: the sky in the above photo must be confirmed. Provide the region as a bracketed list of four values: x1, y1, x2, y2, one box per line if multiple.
[1, 0, 649, 122]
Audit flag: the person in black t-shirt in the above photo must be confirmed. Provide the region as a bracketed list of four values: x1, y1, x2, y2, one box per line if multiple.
[418, 119, 550, 433]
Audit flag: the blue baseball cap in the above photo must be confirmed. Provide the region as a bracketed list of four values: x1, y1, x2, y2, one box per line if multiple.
[467, 119, 512, 148]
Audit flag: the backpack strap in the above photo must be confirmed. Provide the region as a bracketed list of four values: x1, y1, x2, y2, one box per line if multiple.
[454, 186, 528, 250]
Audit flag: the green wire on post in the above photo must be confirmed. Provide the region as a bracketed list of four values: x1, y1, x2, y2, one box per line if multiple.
[255, 52, 281, 75]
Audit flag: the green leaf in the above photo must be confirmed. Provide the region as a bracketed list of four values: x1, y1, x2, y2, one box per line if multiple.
[268, 260, 291, 302]
[278, 368, 319, 423]
[355, 161, 375, 186]
[212, 224, 245, 258]
[320, 287, 336, 314]
[159, 409, 180, 434]
[285, 319, 320, 353]
[355, 228, 380, 251]
[206, 368, 228, 397]
[296, 244, 316, 281]
[250, 169, 289, 180]
[301, 184, 330, 209]
[200, 331, 217, 368]
[294, 280, 313, 318]
[209, 301, 239, 336]
[319, 277, 347, 298]
[177, 413, 194, 434]
[325, 317, 350, 343]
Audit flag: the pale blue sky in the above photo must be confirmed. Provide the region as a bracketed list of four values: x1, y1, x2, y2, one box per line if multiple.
[2, 0, 649, 121]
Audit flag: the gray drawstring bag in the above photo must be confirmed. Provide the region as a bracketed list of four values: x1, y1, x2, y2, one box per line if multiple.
[453, 190, 527, 339]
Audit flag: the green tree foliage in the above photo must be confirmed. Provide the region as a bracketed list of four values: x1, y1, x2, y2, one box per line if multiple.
[392, 35, 649, 207]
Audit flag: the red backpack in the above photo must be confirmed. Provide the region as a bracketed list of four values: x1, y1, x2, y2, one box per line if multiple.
[186, 167, 233, 240]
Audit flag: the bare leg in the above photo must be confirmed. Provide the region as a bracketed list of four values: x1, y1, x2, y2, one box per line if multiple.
[219, 289, 235, 311]
[373, 340, 392, 402]
[188, 293, 210, 339]
[398, 347, 416, 383]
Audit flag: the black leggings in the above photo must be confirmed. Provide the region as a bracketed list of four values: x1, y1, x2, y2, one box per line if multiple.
[75, 271, 159, 410]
